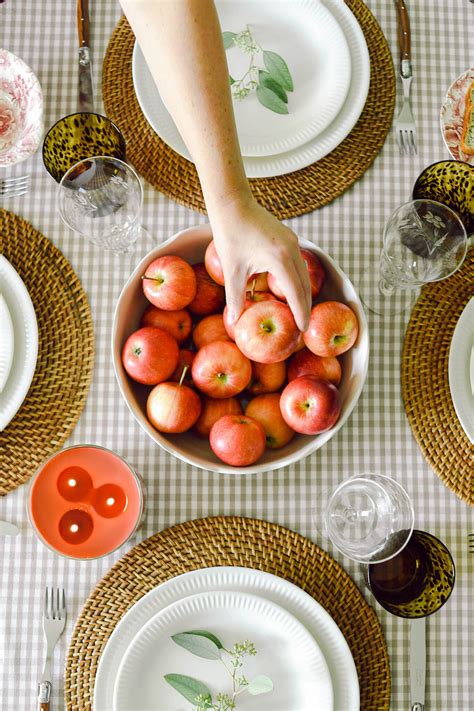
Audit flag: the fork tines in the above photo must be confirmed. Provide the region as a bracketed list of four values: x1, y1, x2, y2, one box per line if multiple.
[397, 129, 417, 156]
[0, 175, 29, 198]
[44, 587, 66, 620]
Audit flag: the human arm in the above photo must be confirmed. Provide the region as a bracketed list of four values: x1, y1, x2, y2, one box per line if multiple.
[119, 0, 311, 328]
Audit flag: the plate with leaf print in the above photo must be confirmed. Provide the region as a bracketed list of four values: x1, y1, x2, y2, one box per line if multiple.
[440, 68, 474, 166]
[133, 0, 366, 167]
[113, 591, 333, 711]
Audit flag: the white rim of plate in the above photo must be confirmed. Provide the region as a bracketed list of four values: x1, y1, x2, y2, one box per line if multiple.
[113, 590, 334, 711]
[94, 566, 359, 711]
[0, 48, 44, 167]
[439, 68, 474, 166]
[0, 255, 38, 431]
[0, 293, 14, 393]
[131, 0, 370, 178]
[448, 296, 474, 444]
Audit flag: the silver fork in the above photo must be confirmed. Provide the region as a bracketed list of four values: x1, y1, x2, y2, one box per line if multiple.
[394, 1, 417, 155]
[38, 587, 67, 711]
[0, 175, 29, 198]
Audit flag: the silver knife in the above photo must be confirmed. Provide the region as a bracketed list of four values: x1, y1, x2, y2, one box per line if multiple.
[410, 617, 426, 711]
[77, 0, 94, 112]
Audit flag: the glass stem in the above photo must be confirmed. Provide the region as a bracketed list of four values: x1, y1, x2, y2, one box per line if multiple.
[378, 278, 396, 297]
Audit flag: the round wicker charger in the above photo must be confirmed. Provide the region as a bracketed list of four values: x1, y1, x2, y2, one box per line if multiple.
[402, 250, 474, 506]
[102, 1, 395, 219]
[65, 516, 390, 710]
[0, 209, 94, 496]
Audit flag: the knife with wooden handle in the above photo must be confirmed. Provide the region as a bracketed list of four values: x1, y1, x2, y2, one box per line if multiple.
[410, 617, 426, 711]
[394, 0, 412, 79]
[77, 0, 94, 112]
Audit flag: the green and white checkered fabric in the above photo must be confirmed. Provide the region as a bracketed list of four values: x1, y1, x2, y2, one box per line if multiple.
[0, 1, 472, 709]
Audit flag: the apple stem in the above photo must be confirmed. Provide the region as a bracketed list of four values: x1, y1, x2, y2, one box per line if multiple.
[178, 365, 189, 387]
[141, 275, 164, 284]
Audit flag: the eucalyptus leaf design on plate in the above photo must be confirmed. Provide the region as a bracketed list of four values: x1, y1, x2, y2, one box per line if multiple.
[222, 27, 294, 114]
[164, 629, 274, 710]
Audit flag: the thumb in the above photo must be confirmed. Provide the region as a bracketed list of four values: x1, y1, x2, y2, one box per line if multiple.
[223, 267, 248, 325]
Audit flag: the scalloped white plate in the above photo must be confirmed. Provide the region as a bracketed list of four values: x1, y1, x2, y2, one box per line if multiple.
[448, 297, 474, 443]
[132, 0, 369, 176]
[113, 591, 333, 710]
[0, 256, 38, 431]
[95, 567, 359, 711]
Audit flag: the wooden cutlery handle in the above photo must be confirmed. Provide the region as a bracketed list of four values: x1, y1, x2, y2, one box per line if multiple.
[38, 703, 50, 711]
[77, 0, 90, 47]
[395, 0, 411, 61]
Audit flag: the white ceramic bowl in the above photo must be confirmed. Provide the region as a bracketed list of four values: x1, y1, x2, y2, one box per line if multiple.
[113, 225, 369, 474]
[0, 49, 43, 167]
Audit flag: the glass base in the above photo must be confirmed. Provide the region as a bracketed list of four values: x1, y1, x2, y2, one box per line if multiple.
[358, 261, 418, 316]
[107, 225, 155, 257]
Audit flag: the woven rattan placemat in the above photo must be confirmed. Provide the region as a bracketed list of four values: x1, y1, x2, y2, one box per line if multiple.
[65, 516, 390, 710]
[0, 209, 94, 495]
[402, 249, 474, 506]
[102, 1, 395, 219]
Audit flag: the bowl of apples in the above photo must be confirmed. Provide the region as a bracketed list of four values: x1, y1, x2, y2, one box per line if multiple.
[112, 224, 369, 474]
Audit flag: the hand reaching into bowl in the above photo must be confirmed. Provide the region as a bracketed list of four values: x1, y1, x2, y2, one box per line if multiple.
[120, 0, 311, 330]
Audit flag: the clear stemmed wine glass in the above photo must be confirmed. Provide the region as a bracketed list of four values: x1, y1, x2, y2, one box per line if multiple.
[57, 156, 148, 254]
[322, 473, 414, 564]
[358, 199, 468, 316]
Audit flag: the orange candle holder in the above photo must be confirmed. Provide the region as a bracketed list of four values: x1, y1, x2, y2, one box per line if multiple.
[27, 445, 145, 559]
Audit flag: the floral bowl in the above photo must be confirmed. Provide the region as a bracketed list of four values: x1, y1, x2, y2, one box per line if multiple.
[112, 225, 369, 475]
[0, 49, 43, 167]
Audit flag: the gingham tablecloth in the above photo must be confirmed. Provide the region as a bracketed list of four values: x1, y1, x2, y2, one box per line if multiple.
[1, 2, 473, 709]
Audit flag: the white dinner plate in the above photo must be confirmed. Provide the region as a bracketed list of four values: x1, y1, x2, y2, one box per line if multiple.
[448, 297, 474, 443]
[94, 567, 359, 711]
[0, 294, 14, 392]
[132, 0, 370, 177]
[113, 591, 334, 711]
[0, 255, 38, 431]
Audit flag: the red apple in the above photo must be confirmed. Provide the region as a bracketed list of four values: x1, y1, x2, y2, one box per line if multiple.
[204, 240, 267, 291]
[288, 348, 342, 386]
[141, 304, 192, 344]
[193, 314, 231, 350]
[147, 381, 201, 433]
[246, 393, 295, 449]
[142, 255, 197, 310]
[194, 395, 243, 438]
[268, 249, 325, 301]
[247, 360, 286, 395]
[223, 291, 276, 340]
[234, 300, 299, 364]
[191, 341, 251, 398]
[304, 301, 359, 357]
[170, 349, 195, 384]
[210, 414, 266, 466]
[280, 376, 340, 434]
[188, 263, 225, 315]
[122, 326, 179, 385]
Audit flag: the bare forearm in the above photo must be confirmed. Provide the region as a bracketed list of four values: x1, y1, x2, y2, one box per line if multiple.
[119, 0, 251, 213]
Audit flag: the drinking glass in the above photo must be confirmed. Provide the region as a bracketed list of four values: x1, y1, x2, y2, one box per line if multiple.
[57, 156, 144, 253]
[359, 199, 468, 316]
[366, 529, 455, 618]
[323, 474, 414, 564]
[43, 112, 126, 183]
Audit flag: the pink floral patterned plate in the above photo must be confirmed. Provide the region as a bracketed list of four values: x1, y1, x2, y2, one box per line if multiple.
[0, 49, 43, 167]
[440, 68, 474, 166]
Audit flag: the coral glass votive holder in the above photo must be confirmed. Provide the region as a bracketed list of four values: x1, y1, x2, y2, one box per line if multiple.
[27, 445, 145, 560]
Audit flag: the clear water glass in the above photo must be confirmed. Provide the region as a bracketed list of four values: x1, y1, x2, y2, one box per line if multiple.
[323, 474, 414, 564]
[57, 156, 143, 254]
[359, 199, 467, 316]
